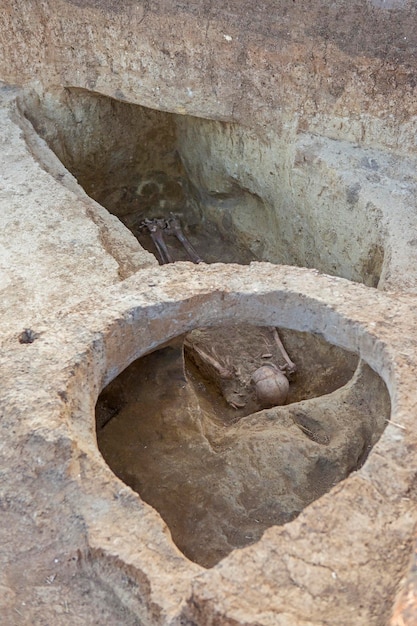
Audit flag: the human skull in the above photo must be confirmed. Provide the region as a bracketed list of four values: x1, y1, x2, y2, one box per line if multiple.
[251, 364, 289, 408]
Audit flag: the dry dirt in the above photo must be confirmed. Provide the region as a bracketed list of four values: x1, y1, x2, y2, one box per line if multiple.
[97, 326, 389, 568]
[2, 0, 417, 625]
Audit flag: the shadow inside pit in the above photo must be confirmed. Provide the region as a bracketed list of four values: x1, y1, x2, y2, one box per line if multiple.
[96, 324, 390, 568]
[20, 87, 384, 283]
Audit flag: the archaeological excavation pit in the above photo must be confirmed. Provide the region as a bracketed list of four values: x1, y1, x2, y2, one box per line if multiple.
[21, 87, 386, 284]
[5, 0, 417, 621]
[96, 321, 390, 568]
[19, 86, 393, 568]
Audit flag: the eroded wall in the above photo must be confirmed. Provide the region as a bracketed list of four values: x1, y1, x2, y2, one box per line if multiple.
[22, 87, 386, 285]
[2, 0, 417, 154]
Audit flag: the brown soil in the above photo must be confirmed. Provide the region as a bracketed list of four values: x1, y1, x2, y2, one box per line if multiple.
[96, 324, 389, 568]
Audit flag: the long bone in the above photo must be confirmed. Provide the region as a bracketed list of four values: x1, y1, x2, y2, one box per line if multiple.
[166, 214, 203, 264]
[270, 327, 297, 374]
[183, 338, 233, 379]
[145, 219, 173, 264]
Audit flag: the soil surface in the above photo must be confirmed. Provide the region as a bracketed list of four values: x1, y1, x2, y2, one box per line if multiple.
[4, 0, 417, 621]
[97, 325, 389, 568]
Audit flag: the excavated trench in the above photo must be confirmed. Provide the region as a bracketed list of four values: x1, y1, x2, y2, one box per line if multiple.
[21, 87, 391, 567]
[22, 87, 385, 280]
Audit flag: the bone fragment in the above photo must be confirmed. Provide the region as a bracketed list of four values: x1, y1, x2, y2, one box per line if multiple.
[148, 222, 173, 264]
[184, 338, 233, 379]
[270, 327, 297, 374]
[167, 214, 203, 264]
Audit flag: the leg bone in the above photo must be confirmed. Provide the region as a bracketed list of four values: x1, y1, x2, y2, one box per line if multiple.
[148, 223, 173, 264]
[184, 338, 233, 379]
[167, 214, 203, 264]
[270, 327, 297, 374]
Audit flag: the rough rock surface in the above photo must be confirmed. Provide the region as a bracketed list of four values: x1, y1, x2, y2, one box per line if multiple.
[1, 1, 417, 625]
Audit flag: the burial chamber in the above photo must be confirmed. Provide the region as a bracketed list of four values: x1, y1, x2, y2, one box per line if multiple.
[3, 1, 417, 617]
[17, 86, 393, 569]
[21, 86, 385, 284]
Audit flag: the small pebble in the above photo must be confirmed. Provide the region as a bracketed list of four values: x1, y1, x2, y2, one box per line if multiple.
[18, 328, 38, 344]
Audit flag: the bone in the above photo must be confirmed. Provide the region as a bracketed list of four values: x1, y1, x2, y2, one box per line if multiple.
[183, 338, 233, 379]
[139, 218, 173, 264]
[167, 214, 203, 264]
[148, 222, 173, 264]
[270, 327, 297, 374]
